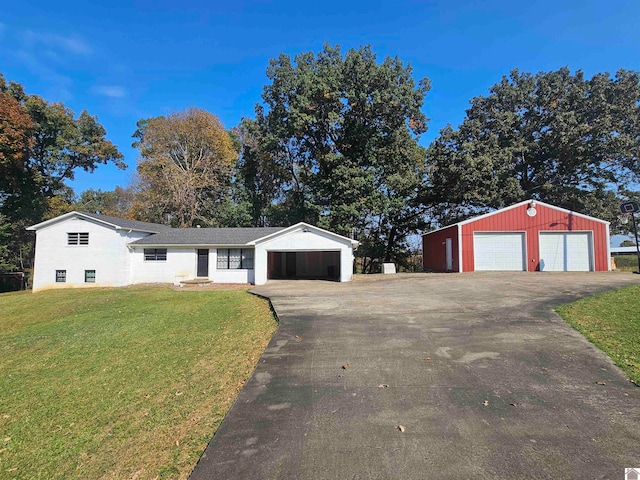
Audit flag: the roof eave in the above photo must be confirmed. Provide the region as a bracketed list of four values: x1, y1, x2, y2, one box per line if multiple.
[27, 211, 165, 233]
[423, 200, 610, 235]
[422, 223, 459, 237]
[457, 199, 610, 226]
[129, 242, 253, 248]
[114, 226, 167, 234]
[250, 222, 358, 245]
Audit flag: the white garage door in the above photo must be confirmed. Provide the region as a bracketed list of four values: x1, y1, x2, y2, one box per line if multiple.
[474, 232, 526, 271]
[539, 232, 592, 271]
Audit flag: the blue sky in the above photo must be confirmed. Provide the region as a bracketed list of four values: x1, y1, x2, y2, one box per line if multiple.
[1, 0, 639, 201]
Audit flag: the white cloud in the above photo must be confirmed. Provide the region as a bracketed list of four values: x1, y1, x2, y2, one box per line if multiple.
[14, 50, 74, 100]
[22, 30, 91, 55]
[93, 85, 126, 98]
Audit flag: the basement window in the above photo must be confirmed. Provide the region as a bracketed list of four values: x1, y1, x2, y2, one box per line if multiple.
[144, 249, 167, 261]
[55, 270, 66, 282]
[85, 270, 96, 283]
[68, 232, 89, 245]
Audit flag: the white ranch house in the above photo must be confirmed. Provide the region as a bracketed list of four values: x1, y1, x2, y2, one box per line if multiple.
[27, 212, 359, 292]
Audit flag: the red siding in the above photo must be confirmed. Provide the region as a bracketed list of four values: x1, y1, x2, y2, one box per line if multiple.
[423, 225, 459, 272]
[460, 203, 609, 272]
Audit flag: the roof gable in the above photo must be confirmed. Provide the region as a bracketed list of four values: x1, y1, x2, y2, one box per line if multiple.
[27, 211, 171, 233]
[423, 200, 609, 237]
[251, 222, 360, 248]
[458, 200, 610, 227]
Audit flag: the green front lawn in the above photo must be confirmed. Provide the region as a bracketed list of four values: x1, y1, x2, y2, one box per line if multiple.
[556, 284, 640, 385]
[0, 286, 277, 479]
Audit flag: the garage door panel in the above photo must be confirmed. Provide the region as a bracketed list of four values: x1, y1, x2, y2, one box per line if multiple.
[474, 233, 525, 271]
[565, 234, 590, 271]
[267, 251, 340, 280]
[539, 233, 591, 272]
[538, 234, 565, 271]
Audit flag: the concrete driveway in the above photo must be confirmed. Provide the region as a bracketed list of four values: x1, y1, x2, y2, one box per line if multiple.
[190, 272, 640, 479]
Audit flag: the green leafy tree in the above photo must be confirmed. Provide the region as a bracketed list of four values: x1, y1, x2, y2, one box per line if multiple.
[233, 118, 287, 226]
[0, 214, 16, 271]
[0, 73, 124, 269]
[425, 68, 640, 226]
[620, 239, 637, 247]
[75, 187, 136, 217]
[245, 45, 431, 269]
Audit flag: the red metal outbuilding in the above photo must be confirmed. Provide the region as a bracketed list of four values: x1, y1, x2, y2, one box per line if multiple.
[423, 200, 611, 273]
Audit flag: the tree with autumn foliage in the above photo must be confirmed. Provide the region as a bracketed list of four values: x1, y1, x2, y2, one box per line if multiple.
[0, 92, 33, 191]
[131, 108, 236, 227]
[0, 73, 124, 272]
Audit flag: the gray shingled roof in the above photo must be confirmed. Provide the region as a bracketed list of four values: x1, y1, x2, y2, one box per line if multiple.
[80, 212, 172, 233]
[130, 227, 287, 245]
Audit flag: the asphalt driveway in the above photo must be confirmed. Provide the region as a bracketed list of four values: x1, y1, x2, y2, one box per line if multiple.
[190, 272, 640, 479]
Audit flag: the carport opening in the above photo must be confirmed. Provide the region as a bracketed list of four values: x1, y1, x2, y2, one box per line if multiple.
[268, 251, 340, 281]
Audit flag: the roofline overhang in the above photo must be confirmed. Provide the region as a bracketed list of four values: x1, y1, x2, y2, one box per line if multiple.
[26, 211, 165, 233]
[422, 199, 610, 237]
[249, 222, 360, 248]
[129, 243, 253, 248]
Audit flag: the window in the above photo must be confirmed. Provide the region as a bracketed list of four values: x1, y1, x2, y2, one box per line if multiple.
[85, 270, 96, 283]
[68, 232, 89, 245]
[55, 270, 66, 282]
[144, 248, 167, 261]
[217, 248, 254, 269]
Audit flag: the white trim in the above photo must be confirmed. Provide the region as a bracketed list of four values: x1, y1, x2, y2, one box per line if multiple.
[459, 200, 610, 227]
[423, 200, 610, 238]
[265, 248, 342, 252]
[422, 223, 461, 237]
[472, 231, 527, 271]
[129, 243, 257, 248]
[251, 222, 359, 248]
[457, 224, 463, 273]
[538, 230, 595, 272]
[605, 225, 612, 271]
[27, 211, 163, 233]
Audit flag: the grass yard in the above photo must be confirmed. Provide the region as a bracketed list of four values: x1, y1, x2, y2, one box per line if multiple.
[556, 283, 640, 385]
[0, 286, 277, 479]
[613, 255, 640, 272]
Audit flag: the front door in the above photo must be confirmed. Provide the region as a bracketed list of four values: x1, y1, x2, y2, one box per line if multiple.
[197, 249, 209, 277]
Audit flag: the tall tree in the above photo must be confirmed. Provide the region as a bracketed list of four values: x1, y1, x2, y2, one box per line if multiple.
[243, 45, 430, 269]
[0, 73, 125, 271]
[131, 108, 236, 227]
[425, 68, 640, 227]
[0, 214, 16, 272]
[233, 118, 287, 226]
[0, 92, 33, 192]
[75, 186, 136, 217]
